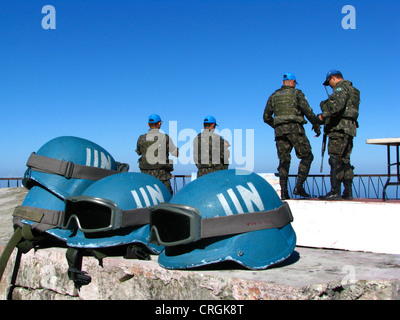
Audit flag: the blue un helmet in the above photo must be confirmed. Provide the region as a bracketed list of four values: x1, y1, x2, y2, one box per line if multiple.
[148, 114, 161, 124]
[58, 172, 172, 254]
[1, 136, 130, 284]
[23, 136, 120, 200]
[16, 136, 129, 241]
[323, 69, 343, 86]
[203, 115, 217, 125]
[149, 169, 296, 270]
[283, 72, 298, 84]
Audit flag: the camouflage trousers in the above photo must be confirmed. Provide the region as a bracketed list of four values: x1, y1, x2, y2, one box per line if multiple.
[327, 132, 354, 183]
[140, 169, 173, 194]
[275, 133, 313, 188]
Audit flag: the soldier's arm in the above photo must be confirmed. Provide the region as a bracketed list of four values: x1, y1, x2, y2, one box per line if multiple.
[193, 135, 199, 165]
[167, 134, 179, 157]
[263, 97, 275, 128]
[135, 136, 143, 155]
[219, 137, 231, 164]
[223, 139, 230, 165]
[321, 86, 349, 119]
[296, 90, 319, 125]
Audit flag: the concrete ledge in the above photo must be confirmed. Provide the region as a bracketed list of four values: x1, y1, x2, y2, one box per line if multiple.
[288, 199, 400, 254]
[1, 246, 399, 300]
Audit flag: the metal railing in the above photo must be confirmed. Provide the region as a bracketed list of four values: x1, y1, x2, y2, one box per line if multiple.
[172, 175, 191, 195]
[172, 173, 399, 200]
[287, 174, 399, 200]
[0, 178, 23, 188]
[1, 174, 398, 200]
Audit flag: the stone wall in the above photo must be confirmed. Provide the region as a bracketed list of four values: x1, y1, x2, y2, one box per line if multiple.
[1, 187, 400, 300]
[0, 188, 28, 246]
[1, 246, 399, 300]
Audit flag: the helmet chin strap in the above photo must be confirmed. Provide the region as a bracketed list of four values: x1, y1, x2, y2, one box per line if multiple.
[324, 85, 331, 97]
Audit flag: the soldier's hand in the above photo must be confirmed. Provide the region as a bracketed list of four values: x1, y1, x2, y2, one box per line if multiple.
[320, 99, 329, 108]
[316, 114, 324, 125]
[312, 124, 321, 137]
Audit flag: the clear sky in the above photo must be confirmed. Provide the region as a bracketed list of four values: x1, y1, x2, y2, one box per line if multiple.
[1, 0, 399, 178]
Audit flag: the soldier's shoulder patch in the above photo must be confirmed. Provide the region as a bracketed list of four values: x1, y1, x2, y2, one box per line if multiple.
[335, 87, 343, 92]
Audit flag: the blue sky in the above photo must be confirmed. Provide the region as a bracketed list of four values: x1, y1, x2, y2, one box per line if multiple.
[1, 0, 399, 178]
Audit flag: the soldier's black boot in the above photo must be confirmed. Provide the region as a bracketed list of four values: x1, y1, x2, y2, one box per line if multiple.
[293, 185, 311, 198]
[294, 154, 313, 198]
[342, 164, 355, 200]
[278, 161, 290, 200]
[293, 172, 311, 198]
[281, 189, 290, 200]
[342, 181, 354, 200]
[280, 179, 290, 200]
[319, 189, 341, 200]
[319, 158, 342, 200]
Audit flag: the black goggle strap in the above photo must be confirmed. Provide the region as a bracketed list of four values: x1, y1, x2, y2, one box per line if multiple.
[26, 152, 119, 181]
[120, 208, 151, 228]
[13, 203, 151, 234]
[200, 202, 293, 239]
[13, 205, 65, 233]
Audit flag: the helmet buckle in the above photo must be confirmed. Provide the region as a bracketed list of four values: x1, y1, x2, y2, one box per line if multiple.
[67, 267, 91, 288]
[64, 161, 74, 179]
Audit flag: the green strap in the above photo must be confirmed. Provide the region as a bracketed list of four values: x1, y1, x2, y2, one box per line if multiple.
[6, 249, 22, 300]
[0, 223, 52, 282]
[13, 206, 64, 232]
[0, 227, 23, 282]
[21, 224, 35, 241]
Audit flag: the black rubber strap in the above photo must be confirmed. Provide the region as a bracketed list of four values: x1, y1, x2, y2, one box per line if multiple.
[120, 208, 151, 227]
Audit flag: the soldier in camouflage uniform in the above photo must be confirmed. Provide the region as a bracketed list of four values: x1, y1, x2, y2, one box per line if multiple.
[136, 114, 179, 194]
[264, 73, 321, 200]
[318, 70, 360, 200]
[193, 115, 230, 178]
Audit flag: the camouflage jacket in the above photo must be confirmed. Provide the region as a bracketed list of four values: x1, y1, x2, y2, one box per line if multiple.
[263, 86, 320, 137]
[136, 129, 179, 171]
[193, 129, 230, 169]
[321, 80, 360, 137]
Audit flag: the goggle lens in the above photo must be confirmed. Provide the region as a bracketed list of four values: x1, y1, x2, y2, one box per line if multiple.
[149, 204, 201, 246]
[151, 209, 191, 243]
[64, 198, 114, 232]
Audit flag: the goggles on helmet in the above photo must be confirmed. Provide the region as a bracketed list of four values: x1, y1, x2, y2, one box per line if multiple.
[62, 196, 150, 233]
[149, 202, 293, 247]
[149, 204, 202, 247]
